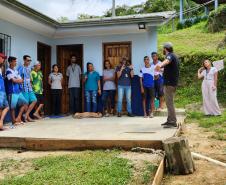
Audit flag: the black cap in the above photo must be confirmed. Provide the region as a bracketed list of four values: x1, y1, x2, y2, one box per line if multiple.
[8, 56, 17, 63]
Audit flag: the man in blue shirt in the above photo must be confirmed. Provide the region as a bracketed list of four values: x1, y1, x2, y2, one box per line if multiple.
[18, 55, 37, 122]
[6, 56, 28, 125]
[0, 53, 9, 130]
[140, 56, 155, 118]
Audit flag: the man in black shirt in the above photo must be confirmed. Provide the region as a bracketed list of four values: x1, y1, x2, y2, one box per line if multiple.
[156, 42, 179, 128]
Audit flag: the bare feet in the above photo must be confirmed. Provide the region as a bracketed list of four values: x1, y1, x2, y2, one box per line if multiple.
[25, 116, 35, 122]
[15, 118, 22, 124]
[0, 121, 4, 130]
[13, 122, 21, 126]
[33, 113, 42, 119]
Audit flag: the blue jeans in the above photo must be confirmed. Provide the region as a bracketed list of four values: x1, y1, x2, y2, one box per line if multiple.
[117, 85, 132, 113]
[85, 90, 97, 112]
[102, 90, 116, 111]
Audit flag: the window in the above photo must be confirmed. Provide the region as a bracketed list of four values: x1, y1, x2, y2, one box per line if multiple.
[0, 33, 11, 56]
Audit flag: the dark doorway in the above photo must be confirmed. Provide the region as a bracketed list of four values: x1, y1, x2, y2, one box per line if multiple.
[57, 44, 83, 114]
[37, 42, 51, 115]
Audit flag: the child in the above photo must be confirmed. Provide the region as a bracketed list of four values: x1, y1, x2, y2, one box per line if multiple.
[140, 56, 155, 118]
[5, 56, 28, 125]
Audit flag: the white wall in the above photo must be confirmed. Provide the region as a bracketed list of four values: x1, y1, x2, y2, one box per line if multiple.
[0, 19, 157, 75]
[52, 27, 157, 75]
[0, 19, 53, 66]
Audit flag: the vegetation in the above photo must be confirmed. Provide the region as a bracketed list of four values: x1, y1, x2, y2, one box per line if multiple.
[0, 151, 131, 185]
[186, 111, 226, 140]
[158, 21, 226, 108]
[0, 151, 159, 185]
[158, 21, 226, 55]
[72, 0, 201, 20]
[207, 4, 226, 33]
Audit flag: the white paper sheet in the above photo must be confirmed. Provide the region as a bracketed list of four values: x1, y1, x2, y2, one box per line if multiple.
[213, 60, 224, 71]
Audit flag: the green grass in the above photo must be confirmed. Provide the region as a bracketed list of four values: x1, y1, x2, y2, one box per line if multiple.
[158, 21, 226, 56]
[0, 151, 133, 185]
[141, 163, 157, 184]
[186, 110, 226, 140]
[175, 85, 202, 108]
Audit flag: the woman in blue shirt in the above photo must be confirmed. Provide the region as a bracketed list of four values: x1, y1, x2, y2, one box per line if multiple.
[84, 63, 101, 113]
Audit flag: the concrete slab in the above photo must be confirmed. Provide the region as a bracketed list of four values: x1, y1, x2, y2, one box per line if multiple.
[0, 116, 185, 150]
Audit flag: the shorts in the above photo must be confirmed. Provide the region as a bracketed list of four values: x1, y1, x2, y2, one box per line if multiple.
[0, 91, 9, 108]
[8, 92, 28, 109]
[154, 80, 164, 98]
[35, 94, 44, 104]
[22, 92, 37, 104]
[142, 87, 155, 100]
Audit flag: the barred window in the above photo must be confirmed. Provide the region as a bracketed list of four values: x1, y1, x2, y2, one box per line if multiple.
[0, 33, 11, 57]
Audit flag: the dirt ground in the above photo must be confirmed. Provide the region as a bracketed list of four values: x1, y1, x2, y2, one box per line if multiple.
[162, 123, 226, 185]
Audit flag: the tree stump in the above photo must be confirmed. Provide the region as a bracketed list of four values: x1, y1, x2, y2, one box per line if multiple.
[163, 136, 195, 175]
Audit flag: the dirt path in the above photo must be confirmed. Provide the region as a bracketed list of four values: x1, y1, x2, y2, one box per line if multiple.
[162, 123, 226, 185]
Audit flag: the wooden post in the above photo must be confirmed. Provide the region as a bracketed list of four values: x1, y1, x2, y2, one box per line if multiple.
[163, 136, 195, 175]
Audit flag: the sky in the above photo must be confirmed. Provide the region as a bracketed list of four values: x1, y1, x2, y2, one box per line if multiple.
[19, 0, 146, 20]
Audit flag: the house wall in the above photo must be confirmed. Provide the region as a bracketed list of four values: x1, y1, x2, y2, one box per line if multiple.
[0, 19, 158, 75]
[0, 19, 53, 65]
[0, 19, 158, 116]
[52, 27, 157, 75]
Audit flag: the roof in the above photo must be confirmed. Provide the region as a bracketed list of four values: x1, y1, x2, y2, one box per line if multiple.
[0, 0, 176, 38]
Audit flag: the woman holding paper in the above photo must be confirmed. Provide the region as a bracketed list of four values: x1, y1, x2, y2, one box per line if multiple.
[198, 59, 221, 116]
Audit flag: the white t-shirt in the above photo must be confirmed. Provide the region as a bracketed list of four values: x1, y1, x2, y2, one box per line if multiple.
[201, 67, 217, 80]
[103, 69, 116, 90]
[49, 72, 63, 89]
[139, 65, 155, 88]
[152, 61, 163, 76]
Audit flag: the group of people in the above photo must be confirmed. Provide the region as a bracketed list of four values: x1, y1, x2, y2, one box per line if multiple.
[0, 54, 44, 130]
[0, 42, 221, 131]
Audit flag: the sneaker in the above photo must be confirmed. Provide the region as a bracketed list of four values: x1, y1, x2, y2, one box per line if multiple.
[117, 113, 122, 117]
[149, 113, 154, 118]
[163, 123, 178, 128]
[127, 113, 135, 117]
[161, 122, 169, 126]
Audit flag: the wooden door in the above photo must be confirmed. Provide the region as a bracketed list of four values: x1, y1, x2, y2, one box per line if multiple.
[103, 42, 132, 113]
[57, 45, 83, 114]
[37, 42, 51, 115]
[103, 42, 131, 69]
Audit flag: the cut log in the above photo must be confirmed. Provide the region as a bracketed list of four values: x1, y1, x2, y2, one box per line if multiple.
[163, 136, 195, 175]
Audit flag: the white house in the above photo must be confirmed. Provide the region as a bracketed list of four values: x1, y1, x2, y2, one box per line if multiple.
[0, 0, 175, 115]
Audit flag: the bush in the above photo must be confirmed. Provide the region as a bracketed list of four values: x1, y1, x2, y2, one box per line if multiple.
[207, 4, 226, 33]
[176, 16, 208, 30]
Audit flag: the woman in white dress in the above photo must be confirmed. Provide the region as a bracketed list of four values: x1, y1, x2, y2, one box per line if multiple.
[198, 59, 221, 116]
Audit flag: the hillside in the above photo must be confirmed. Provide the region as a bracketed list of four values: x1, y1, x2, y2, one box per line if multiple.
[158, 21, 226, 56]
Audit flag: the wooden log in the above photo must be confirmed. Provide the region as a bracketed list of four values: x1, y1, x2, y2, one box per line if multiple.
[163, 136, 195, 175]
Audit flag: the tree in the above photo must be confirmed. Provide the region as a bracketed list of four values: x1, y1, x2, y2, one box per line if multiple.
[57, 16, 69, 23]
[77, 14, 101, 20]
